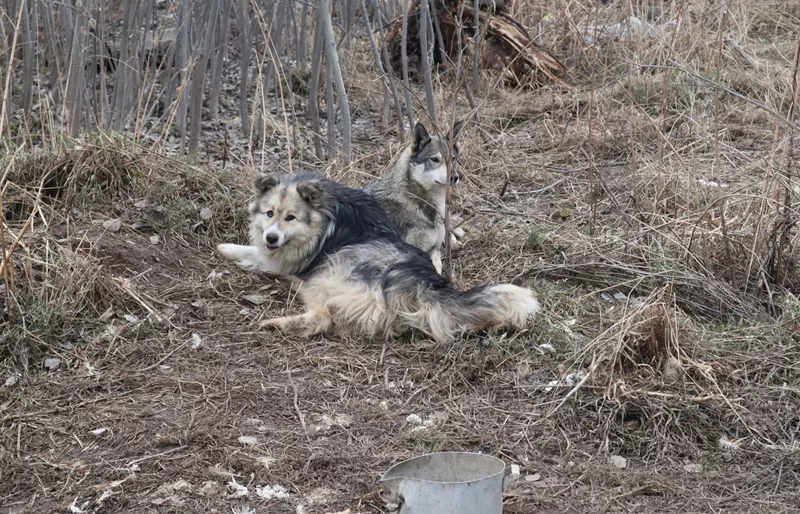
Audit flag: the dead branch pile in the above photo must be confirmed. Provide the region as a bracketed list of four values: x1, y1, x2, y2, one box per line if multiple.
[385, 0, 568, 88]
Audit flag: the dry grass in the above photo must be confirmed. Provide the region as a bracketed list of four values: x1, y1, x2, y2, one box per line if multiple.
[2, 0, 800, 512]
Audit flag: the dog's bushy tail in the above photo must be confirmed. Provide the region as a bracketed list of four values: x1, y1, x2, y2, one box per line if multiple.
[398, 282, 540, 343]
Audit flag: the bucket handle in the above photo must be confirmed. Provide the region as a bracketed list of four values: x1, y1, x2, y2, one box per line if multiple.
[502, 464, 520, 490]
[380, 486, 404, 513]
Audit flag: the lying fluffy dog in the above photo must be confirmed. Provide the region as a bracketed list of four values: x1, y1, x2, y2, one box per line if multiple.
[217, 173, 539, 343]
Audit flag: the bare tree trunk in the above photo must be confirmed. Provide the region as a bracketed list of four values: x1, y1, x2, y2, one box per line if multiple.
[64, 0, 88, 135]
[261, 0, 278, 105]
[0, 3, 7, 75]
[110, 0, 137, 132]
[297, 1, 309, 64]
[325, 50, 335, 158]
[19, 0, 34, 114]
[418, 0, 435, 122]
[41, 1, 62, 106]
[471, 0, 480, 91]
[319, 0, 351, 163]
[307, 8, 324, 159]
[59, 0, 74, 65]
[188, 0, 221, 160]
[362, 0, 403, 135]
[271, 0, 288, 115]
[429, 0, 445, 65]
[400, 0, 414, 129]
[176, 0, 190, 150]
[209, 0, 233, 117]
[236, 0, 252, 135]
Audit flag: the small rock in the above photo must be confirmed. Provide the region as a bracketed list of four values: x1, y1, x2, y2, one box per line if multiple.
[99, 307, 115, 321]
[145, 312, 168, 327]
[256, 456, 277, 468]
[424, 411, 448, 427]
[155, 479, 193, 495]
[662, 357, 683, 385]
[199, 207, 213, 220]
[254, 484, 291, 500]
[334, 414, 353, 428]
[516, 361, 532, 379]
[683, 463, 702, 473]
[149, 235, 160, 245]
[524, 473, 541, 482]
[226, 478, 249, 499]
[379, 400, 389, 411]
[151, 495, 184, 506]
[123, 314, 141, 324]
[242, 294, 268, 306]
[609, 455, 628, 469]
[405, 414, 423, 425]
[198, 481, 221, 497]
[718, 436, 741, 450]
[238, 435, 258, 446]
[89, 427, 108, 436]
[147, 209, 168, 226]
[612, 292, 627, 302]
[43, 357, 61, 372]
[190, 333, 202, 349]
[4, 375, 19, 387]
[103, 218, 122, 232]
[306, 486, 336, 505]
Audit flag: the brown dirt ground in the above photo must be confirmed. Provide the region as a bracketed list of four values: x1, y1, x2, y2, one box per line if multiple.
[3, 1, 800, 512]
[2, 126, 798, 513]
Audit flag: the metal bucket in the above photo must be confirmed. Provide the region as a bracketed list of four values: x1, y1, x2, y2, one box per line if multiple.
[379, 452, 512, 514]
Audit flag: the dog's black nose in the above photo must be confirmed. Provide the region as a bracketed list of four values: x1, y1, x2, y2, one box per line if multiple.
[451, 173, 459, 184]
[265, 233, 279, 245]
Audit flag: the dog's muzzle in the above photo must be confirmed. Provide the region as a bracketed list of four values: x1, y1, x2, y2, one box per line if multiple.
[264, 231, 282, 250]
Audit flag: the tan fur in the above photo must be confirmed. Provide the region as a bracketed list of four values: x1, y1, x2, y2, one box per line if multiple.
[218, 173, 540, 344]
[256, 243, 540, 343]
[246, 182, 327, 275]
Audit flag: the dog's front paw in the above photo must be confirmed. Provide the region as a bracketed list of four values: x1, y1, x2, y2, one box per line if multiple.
[259, 317, 291, 332]
[449, 233, 464, 251]
[447, 214, 466, 250]
[217, 243, 242, 261]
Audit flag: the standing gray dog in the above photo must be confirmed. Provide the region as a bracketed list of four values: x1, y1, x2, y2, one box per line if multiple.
[366, 121, 465, 274]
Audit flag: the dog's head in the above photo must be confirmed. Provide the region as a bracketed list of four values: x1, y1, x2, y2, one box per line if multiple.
[248, 173, 326, 257]
[408, 121, 464, 190]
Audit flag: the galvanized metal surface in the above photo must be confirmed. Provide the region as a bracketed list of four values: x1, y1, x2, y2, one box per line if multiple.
[379, 452, 508, 514]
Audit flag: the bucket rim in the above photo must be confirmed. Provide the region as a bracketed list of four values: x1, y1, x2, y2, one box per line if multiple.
[379, 451, 506, 485]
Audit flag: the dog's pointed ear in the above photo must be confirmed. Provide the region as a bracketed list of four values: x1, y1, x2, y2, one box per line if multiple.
[254, 174, 280, 195]
[451, 119, 465, 141]
[413, 122, 431, 151]
[296, 180, 324, 208]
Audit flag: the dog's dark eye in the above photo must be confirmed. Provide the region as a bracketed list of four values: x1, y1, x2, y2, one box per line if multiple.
[430, 156, 441, 165]
[266, 210, 274, 218]
[285, 214, 295, 221]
